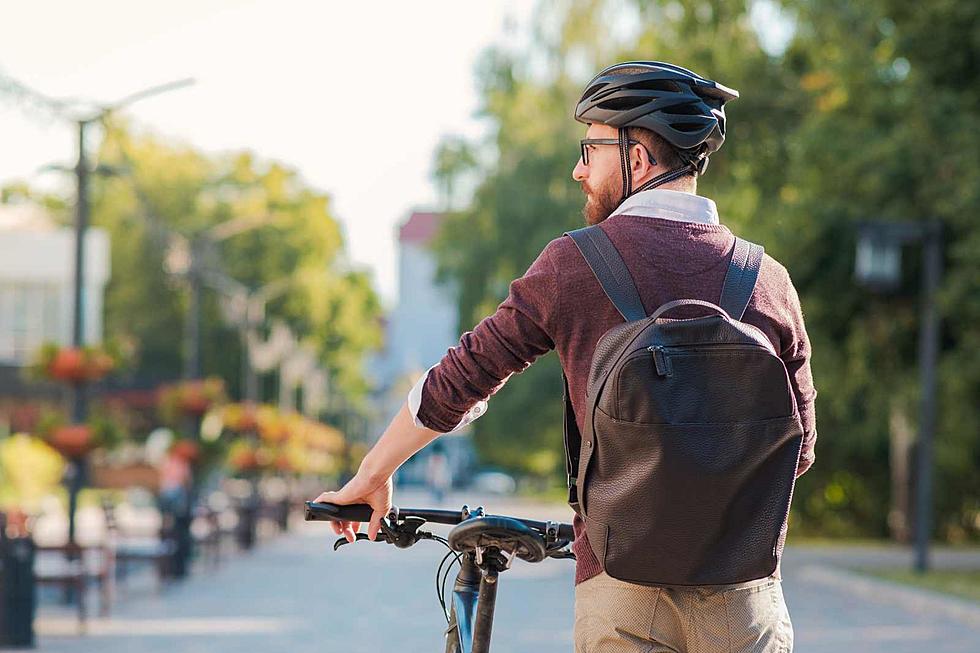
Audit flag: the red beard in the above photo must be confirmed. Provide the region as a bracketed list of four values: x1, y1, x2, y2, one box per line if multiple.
[581, 178, 621, 225]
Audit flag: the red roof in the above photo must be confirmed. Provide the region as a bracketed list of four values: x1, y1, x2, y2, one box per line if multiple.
[399, 212, 443, 244]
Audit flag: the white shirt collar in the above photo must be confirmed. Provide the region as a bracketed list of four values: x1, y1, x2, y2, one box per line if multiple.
[608, 188, 719, 225]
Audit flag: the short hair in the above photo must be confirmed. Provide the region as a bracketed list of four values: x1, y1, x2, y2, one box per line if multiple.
[627, 126, 696, 179]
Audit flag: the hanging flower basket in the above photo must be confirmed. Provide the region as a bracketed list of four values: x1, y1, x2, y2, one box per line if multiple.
[29, 342, 123, 385]
[180, 388, 211, 414]
[158, 377, 227, 422]
[48, 347, 88, 383]
[47, 424, 95, 458]
[33, 402, 128, 459]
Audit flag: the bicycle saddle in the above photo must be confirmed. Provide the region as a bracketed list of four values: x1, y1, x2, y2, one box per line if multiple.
[447, 515, 547, 563]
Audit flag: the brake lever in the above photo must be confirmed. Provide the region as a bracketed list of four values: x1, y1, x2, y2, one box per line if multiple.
[332, 515, 431, 551]
[545, 539, 576, 560]
[333, 532, 390, 551]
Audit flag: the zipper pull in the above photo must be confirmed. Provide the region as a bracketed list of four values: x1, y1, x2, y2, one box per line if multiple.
[648, 346, 672, 376]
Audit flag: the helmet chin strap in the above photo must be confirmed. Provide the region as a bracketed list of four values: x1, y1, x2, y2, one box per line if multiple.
[616, 127, 699, 206]
[618, 128, 633, 199]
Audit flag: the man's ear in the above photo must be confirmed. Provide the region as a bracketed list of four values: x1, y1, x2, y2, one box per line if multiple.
[631, 143, 656, 180]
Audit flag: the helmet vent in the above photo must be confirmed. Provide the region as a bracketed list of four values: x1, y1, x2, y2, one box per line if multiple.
[662, 104, 702, 116]
[672, 122, 707, 133]
[629, 79, 682, 93]
[599, 97, 646, 111]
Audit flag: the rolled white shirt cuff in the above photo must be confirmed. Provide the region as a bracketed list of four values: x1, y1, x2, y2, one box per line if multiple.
[407, 365, 488, 434]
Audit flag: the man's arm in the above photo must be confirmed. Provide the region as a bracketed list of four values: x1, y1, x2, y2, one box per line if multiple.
[779, 272, 818, 477]
[413, 241, 560, 432]
[314, 240, 561, 540]
[314, 403, 440, 543]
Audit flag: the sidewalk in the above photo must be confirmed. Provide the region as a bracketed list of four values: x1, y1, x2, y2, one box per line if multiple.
[31, 491, 577, 652]
[782, 546, 980, 652]
[20, 491, 980, 652]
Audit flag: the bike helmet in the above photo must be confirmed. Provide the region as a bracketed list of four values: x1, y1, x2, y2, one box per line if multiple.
[575, 61, 739, 199]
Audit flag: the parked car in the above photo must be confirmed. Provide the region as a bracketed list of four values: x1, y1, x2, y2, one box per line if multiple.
[469, 469, 517, 495]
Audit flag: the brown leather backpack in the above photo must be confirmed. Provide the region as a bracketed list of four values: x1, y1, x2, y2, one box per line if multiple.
[563, 226, 804, 586]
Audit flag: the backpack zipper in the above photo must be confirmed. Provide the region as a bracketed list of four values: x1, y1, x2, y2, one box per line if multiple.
[647, 343, 770, 377]
[649, 345, 673, 376]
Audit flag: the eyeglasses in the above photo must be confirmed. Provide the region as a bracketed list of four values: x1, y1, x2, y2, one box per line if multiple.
[579, 138, 655, 166]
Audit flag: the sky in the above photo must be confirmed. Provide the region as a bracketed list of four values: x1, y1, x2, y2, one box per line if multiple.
[0, 0, 534, 308]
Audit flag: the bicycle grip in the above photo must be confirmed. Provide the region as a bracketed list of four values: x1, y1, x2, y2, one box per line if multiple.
[305, 501, 375, 523]
[557, 523, 575, 541]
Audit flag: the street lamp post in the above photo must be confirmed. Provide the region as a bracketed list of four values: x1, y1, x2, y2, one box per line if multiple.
[182, 238, 204, 381]
[52, 80, 195, 550]
[2, 74, 195, 589]
[855, 219, 943, 572]
[65, 117, 94, 548]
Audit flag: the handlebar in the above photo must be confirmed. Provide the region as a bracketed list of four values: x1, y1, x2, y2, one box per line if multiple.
[303, 501, 375, 523]
[304, 501, 575, 543]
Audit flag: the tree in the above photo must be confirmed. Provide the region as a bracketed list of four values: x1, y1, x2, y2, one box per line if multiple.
[87, 121, 382, 403]
[429, 0, 980, 540]
[773, 0, 980, 540]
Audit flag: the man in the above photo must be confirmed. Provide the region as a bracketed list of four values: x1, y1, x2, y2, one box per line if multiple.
[315, 61, 816, 652]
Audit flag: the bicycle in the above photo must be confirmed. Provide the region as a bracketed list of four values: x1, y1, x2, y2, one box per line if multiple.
[305, 500, 576, 653]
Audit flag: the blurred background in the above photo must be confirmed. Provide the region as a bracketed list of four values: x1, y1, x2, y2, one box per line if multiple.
[0, 0, 977, 651]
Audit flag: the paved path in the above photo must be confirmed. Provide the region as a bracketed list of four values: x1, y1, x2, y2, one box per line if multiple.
[22, 492, 980, 652]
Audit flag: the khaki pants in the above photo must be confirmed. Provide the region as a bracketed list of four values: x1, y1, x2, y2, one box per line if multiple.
[574, 572, 793, 653]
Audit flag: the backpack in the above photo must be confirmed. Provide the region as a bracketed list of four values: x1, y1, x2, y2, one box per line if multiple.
[562, 225, 804, 587]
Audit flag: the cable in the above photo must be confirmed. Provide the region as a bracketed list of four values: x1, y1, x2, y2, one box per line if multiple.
[435, 549, 453, 620]
[435, 547, 461, 622]
[440, 551, 463, 623]
[425, 533, 456, 622]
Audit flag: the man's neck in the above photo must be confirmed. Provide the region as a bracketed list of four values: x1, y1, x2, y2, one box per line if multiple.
[631, 171, 697, 194]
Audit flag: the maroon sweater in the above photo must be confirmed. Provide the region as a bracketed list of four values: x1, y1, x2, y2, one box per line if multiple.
[417, 213, 818, 586]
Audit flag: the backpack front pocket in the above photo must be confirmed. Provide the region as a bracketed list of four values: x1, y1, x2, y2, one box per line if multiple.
[584, 412, 803, 586]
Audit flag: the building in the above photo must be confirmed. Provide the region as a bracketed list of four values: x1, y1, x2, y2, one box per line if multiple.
[387, 211, 460, 373]
[0, 203, 110, 401]
[366, 211, 475, 489]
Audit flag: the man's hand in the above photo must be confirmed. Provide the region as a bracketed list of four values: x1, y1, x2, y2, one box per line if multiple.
[311, 403, 441, 544]
[312, 472, 393, 543]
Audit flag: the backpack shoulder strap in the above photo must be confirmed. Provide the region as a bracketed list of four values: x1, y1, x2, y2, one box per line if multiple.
[563, 225, 645, 516]
[565, 226, 647, 322]
[719, 237, 765, 320]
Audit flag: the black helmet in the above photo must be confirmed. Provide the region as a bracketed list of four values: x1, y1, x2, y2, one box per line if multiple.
[575, 61, 738, 185]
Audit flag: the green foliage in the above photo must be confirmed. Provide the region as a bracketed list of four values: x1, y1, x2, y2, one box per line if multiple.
[430, 0, 979, 540]
[774, 0, 980, 541]
[90, 121, 382, 401]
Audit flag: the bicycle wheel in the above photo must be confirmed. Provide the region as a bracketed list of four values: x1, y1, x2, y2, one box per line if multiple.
[444, 600, 461, 653]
